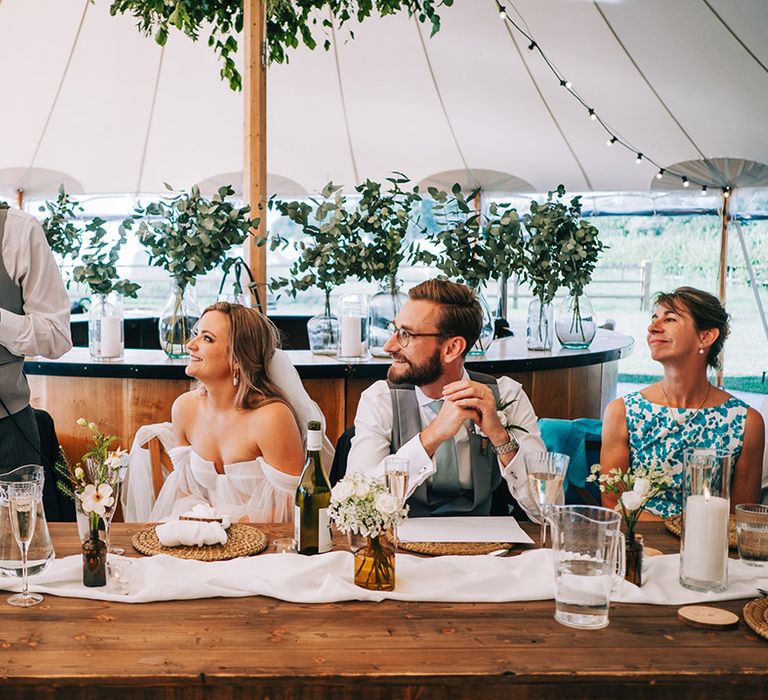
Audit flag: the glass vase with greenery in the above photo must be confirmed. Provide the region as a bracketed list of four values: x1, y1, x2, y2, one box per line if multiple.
[269, 182, 366, 355]
[134, 184, 260, 358]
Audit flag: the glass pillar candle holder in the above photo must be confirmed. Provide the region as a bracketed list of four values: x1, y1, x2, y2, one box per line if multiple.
[679, 448, 732, 592]
[337, 294, 370, 363]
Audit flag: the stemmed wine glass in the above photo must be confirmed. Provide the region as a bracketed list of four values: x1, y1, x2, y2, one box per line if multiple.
[384, 457, 409, 549]
[524, 452, 570, 546]
[7, 482, 44, 607]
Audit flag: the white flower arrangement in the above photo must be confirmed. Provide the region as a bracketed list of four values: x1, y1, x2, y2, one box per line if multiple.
[328, 472, 408, 538]
[587, 462, 674, 537]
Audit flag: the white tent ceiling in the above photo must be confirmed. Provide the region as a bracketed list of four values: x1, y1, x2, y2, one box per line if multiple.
[1, 0, 767, 198]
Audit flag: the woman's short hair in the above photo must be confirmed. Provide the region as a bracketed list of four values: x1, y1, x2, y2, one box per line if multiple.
[654, 287, 730, 369]
[199, 302, 292, 411]
[408, 279, 482, 356]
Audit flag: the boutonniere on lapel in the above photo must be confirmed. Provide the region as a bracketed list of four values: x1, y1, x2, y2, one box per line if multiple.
[475, 398, 529, 455]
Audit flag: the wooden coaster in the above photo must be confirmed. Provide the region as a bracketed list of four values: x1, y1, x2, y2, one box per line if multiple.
[664, 514, 738, 550]
[743, 598, 768, 641]
[677, 605, 739, 630]
[396, 540, 515, 556]
[131, 523, 267, 561]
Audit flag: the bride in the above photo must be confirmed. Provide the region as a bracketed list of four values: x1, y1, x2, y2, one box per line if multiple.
[122, 302, 333, 523]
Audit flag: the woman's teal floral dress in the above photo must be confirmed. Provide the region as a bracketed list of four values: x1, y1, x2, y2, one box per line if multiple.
[624, 391, 748, 517]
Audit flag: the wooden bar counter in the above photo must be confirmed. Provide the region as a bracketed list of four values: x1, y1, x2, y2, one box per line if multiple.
[25, 326, 633, 461]
[0, 522, 765, 699]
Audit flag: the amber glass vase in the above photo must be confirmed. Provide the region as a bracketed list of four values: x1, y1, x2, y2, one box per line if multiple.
[354, 534, 396, 591]
[625, 531, 643, 587]
[82, 516, 107, 588]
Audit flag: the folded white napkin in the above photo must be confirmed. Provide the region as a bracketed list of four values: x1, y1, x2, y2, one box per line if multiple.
[155, 504, 230, 547]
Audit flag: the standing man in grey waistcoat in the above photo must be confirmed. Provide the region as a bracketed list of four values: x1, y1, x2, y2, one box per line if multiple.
[347, 279, 545, 520]
[0, 203, 72, 473]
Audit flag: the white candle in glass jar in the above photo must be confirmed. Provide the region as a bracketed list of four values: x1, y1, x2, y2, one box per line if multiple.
[341, 315, 363, 357]
[682, 494, 729, 582]
[100, 316, 122, 357]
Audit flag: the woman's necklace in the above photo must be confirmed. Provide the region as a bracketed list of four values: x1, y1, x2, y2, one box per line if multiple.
[660, 381, 711, 426]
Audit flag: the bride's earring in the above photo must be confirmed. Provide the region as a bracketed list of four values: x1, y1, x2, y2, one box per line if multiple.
[698, 346, 705, 355]
[233, 367, 240, 386]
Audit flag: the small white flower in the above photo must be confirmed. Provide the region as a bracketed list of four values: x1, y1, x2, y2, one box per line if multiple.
[374, 492, 399, 515]
[496, 410, 509, 428]
[331, 481, 354, 502]
[353, 480, 370, 499]
[79, 483, 114, 516]
[620, 490, 644, 512]
[74, 467, 85, 481]
[76, 417, 88, 427]
[632, 477, 650, 497]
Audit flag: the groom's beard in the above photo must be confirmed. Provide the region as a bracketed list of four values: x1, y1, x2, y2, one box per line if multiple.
[387, 348, 443, 386]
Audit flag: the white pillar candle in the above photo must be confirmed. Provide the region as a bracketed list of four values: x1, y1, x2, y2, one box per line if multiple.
[100, 316, 122, 357]
[682, 494, 729, 582]
[340, 315, 363, 357]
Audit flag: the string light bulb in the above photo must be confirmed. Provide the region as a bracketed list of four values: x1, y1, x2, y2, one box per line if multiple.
[528, 41, 537, 51]
[682, 176, 690, 187]
[588, 108, 596, 121]
[635, 153, 643, 164]
[701, 185, 708, 195]
[498, 5, 506, 20]
[656, 169, 664, 180]
[723, 187, 731, 198]
[607, 136, 617, 147]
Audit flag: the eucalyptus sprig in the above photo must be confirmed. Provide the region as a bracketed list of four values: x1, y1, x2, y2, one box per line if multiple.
[135, 184, 261, 292]
[354, 173, 424, 291]
[39, 185, 83, 264]
[111, 1, 452, 91]
[269, 182, 366, 315]
[72, 217, 141, 298]
[412, 184, 522, 289]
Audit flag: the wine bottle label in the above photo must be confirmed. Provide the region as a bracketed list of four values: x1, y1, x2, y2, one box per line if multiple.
[294, 505, 301, 546]
[307, 429, 323, 452]
[318, 508, 331, 553]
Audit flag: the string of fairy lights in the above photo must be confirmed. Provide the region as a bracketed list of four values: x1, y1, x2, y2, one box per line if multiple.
[494, 1, 730, 198]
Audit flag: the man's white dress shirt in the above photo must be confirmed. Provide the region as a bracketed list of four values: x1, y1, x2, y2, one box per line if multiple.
[347, 372, 546, 520]
[0, 207, 72, 358]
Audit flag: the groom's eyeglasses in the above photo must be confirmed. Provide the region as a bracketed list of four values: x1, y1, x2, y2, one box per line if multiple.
[387, 322, 448, 348]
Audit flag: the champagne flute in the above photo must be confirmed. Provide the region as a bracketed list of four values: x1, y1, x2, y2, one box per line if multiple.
[524, 452, 570, 546]
[7, 483, 44, 607]
[384, 457, 409, 550]
[102, 466, 123, 556]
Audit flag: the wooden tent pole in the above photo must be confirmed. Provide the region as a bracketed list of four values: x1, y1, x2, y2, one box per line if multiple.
[716, 188, 731, 387]
[243, 0, 268, 312]
[16, 189, 23, 209]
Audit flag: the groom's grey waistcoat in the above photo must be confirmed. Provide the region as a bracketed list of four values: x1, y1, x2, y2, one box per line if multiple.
[388, 371, 501, 517]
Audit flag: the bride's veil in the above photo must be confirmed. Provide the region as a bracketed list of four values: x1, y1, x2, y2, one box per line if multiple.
[267, 348, 335, 466]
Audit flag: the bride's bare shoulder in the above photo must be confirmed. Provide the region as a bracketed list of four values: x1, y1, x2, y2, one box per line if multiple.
[171, 390, 204, 423]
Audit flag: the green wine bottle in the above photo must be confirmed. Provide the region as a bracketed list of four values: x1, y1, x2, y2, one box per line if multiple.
[294, 420, 332, 554]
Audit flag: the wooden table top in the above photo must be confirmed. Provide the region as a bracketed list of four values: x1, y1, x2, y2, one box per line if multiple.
[0, 521, 765, 700]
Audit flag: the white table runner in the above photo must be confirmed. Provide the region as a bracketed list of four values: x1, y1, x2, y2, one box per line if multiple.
[1, 550, 765, 605]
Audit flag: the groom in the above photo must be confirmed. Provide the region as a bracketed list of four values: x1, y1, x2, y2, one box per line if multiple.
[347, 279, 544, 519]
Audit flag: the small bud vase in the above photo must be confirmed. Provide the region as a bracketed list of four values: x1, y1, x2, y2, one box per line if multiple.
[82, 514, 107, 588]
[354, 533, 395, 591]
[625, 531, 643, 587]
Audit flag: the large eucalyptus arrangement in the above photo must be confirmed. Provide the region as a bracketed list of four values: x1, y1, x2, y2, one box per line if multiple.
[110, 0, 452, 91]
[269, 182, 366, 319]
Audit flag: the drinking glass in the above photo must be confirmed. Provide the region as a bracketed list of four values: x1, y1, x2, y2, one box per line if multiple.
[385, 457, 409, 549]
[524, 452, 570, 546]
[735, 504, 768, 567]
[7, 483, 44, 607]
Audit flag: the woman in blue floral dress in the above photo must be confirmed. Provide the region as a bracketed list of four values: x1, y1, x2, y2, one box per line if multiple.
[601, 287, 764, 517]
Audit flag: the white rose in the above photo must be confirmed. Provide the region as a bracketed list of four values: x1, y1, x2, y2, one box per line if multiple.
[374, 492, 399, 515]
[632, 477, 650, 497]
[620, 490, 644, 512]
[353, 480, 370, 499]
[332, 481, 354, 502]
[496, 410, 508, 427]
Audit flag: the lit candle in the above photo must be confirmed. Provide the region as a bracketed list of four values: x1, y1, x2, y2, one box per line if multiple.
[100, 316, 122, 357]
[341, 315, 363, 357]
[681, 493, 729, 583]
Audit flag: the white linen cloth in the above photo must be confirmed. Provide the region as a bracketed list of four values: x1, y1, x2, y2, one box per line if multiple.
[5, 550, 765, 605]
[156, 520, 228, 547]
[347, 373, 546, 521]
[149, 447, 299, 523]
[0, 207, 72, 359]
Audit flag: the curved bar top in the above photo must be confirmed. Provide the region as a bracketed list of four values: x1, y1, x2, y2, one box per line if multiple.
[26, 326, 633, 458]
[25, 327, 634, 380]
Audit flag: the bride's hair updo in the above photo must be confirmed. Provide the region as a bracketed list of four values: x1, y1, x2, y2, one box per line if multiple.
[200, 302, 292, 412]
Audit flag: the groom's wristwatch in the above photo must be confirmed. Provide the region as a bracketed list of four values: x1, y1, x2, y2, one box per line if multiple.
[491, 432, 519, 455]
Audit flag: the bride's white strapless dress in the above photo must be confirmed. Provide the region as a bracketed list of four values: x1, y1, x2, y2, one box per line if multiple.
[149, 446, 299, 523]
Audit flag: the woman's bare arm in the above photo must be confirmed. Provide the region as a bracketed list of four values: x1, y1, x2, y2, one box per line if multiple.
[599, 398, 630, 511]
[730, 407, 765, 509]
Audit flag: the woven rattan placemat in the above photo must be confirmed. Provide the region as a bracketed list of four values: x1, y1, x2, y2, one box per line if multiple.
[132, 524, 268, 561]
[396, 540, 515, 556]
[663, 514, 738, 550]
[743, 598, 768, 641]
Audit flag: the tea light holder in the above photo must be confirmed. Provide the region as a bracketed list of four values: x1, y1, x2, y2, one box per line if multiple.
[679, 448, 732, 592]
[337, 294, 370, 363]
